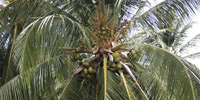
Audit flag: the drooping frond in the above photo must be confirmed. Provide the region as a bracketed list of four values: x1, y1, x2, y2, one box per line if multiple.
[172, 22, 194, 51]
[14, 14, 89, 77]
[0, 14, 92, 99]
[178, 33, 200, 53]
[179, 57, 200, 99]
[184, 52, 200, 59]
[130, 0, 199, 31]
[0, 0, 75, 86]
[127, 43, 200, 100]
[0, 75, 30, 100]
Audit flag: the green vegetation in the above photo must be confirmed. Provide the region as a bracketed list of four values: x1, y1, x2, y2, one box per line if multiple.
[0, 0, 200, 100]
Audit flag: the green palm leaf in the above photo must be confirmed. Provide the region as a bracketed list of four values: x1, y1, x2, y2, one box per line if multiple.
[127, 43, 199, 100]
[131, 0, 199, 30]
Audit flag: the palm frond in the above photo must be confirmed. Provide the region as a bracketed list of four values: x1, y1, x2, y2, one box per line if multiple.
[0, 52, 78, 100]
[0, 75, 30, 100]
[130, 0, 199, 31]
[13, 15, 90, 81]
[121, 61, 149, 100]
[0, 0, 72, 86]
[179, 57, 200, 99]
[180, 22, 195, 33]
[172, 22, 194, 51]
[184, 52, 200, 59]
[59, 76, 84, 100]
[178, 33, 200, 53]
[127, 43, 200, 100]
[119, 70, 137, 100]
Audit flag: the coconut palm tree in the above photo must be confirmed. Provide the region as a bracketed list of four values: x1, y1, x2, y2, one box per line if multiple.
[0, 0, 200, 100]
[131, 19, 200, 72]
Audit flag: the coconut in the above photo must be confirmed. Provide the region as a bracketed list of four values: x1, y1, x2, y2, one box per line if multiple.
[114, 57, 121, 63]
[78, 55, 83, 61]
[116, 63, 122, 69]
[75, 54, 80, 60]
[111, 63, 116, 67]
[111, 32, 114, 36]
[82, 54, 87, 58]
[112, 53, 119, 58]
[102, 31, 106, 34]
[81, 73, 86, 77]
[83, 62, 89, 67]
[106, 26, 109, 30]
[76, 47, 82, 53]
[101, 27, 105, 30]
[87, 74, 92, 79]
[84, 68, 88, 75]
[131, 50, 136, 55]
[88, 67, 93, 73]
[92, 69, 96, 73]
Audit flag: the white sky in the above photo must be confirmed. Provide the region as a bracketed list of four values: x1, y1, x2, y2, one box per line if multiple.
[0, 0, 200, 68]
[0, 0, 6, 6]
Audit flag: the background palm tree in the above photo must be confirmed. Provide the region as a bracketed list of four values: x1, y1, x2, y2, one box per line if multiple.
[130, 18, 200, 73]
[0, 0, 200, 100]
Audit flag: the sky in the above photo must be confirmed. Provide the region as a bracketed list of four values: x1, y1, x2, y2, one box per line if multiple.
[0, 0, 5, 6]
[0, 0, 200, 68]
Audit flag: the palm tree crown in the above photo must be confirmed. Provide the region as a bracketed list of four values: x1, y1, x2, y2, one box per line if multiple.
[0, 0, 200, 100]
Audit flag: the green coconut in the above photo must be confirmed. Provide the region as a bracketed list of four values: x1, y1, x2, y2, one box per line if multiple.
[131, 50, 136, 55]
[76, 47, 82, 53]
[82, 54, 87, 58]
[116, 63, 122, 69]
[83, 62, 89, 67]
[112, 53, 119, 58]
[84, 68, 88, 75]
[74, 54, 80, 60]
[102, 31, 106, 34]
[111, 32, 114, 35]
[87, 74, 92, 79]
[81, 73, 86, 77]
[106, 26, 109, 30]
[111, 63, 116, 67]
[88, 67, 93, 73]
[114, 57, 121, 63]
[101, 27, 105, 30]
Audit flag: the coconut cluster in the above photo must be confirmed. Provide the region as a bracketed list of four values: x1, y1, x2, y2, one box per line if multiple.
[108, 53, 122, 71]
[68, 45, 141, 80]
[81, 61, 97, 79]
[127, 49, 140, 61]
[97, 26, 114, 42]
[70, 47, 87, 61]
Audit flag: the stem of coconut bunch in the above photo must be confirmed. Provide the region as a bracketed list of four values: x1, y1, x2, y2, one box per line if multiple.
[103, 54, 108, 100]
